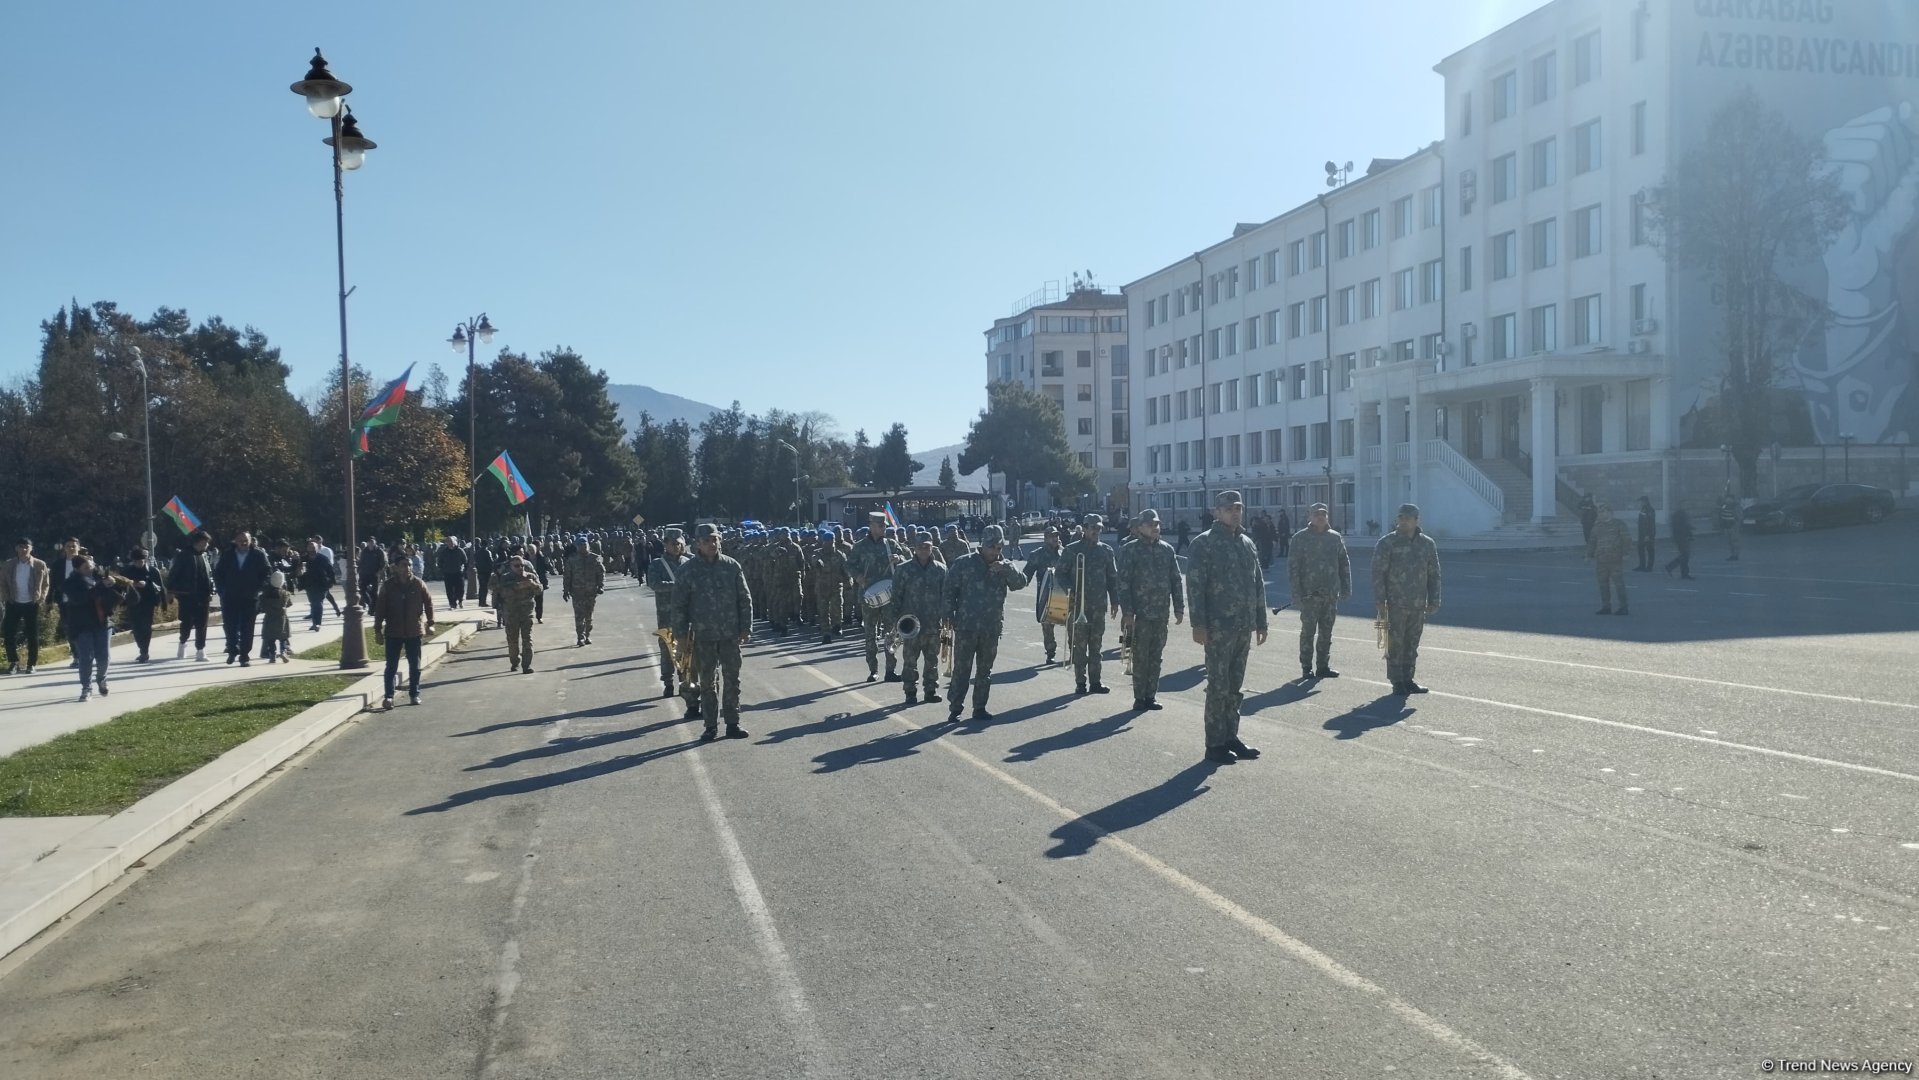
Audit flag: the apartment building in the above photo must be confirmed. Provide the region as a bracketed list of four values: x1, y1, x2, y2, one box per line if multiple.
[984, 284, 1130, 513]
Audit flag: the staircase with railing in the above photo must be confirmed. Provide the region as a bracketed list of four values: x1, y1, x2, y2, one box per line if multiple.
[1425, 440, 1504, 516]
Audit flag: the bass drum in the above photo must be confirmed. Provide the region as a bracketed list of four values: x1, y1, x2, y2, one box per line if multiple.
[861, 579, 893, 610]
[1033, 567, 1071, 626]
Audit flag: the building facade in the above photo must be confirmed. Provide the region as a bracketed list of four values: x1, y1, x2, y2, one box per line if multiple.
[984, 284, 1131, 514]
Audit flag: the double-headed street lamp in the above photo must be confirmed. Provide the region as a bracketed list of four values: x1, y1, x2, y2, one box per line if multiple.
[449, 314, 498, 598]
[777, 440, 803, 522]
[291, 47, 377, 670]
[108, 344, 158, 553]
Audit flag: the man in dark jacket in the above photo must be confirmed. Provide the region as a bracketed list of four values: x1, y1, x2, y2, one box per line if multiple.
[357, 541, 387, 607]
[214, 531, 271, 666]
[120, 546, 166, 663]
[298, 539, 336, 631]
[1664, 508, 1695, 580]
[472, 540, 497, 608]
[169, 530, 216, 661]
[436, 537, 469, 609]
[1634, 496, 1657, 571]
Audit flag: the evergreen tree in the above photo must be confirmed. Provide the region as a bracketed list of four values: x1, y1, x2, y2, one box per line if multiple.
[958, 381, 1093, 509]
[871, 422, 922, 491]
[938, 456, 957, 491]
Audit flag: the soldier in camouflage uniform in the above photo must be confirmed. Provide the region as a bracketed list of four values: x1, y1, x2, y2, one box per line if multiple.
[562, 535, 606, 647]
[1584, 499, 1630, 615]
[1022, 526, 1066, 663]
[812, 529, 849, 644]
[645, 528, 698, 710]
[674, 523, 754, 740]
[938, 525, 971, 568]
[492, 555, 543, 673]
[1115, 508, 1184, 711]
[1186, 491, 1268, 763]
[798, 533, 819, 629]
[1717, 483, 1742, 561]
[892, 531, 949, 705]
[766, 528, 805, 635]
[941, 524, 1029, 721]
[1372, 503, 1442, 696]
[847, 511, 902, 682]
[1061, 514, 1120, 694]
[1287, 502, 1351, 680]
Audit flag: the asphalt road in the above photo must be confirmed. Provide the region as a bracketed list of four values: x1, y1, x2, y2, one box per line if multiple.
[1, 518, 1915, 1079]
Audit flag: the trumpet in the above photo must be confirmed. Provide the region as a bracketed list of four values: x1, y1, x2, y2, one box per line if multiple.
[1121, 614, 1133, 675]
[1374, 605, 1388, 650]
[939, 625, 954, 677]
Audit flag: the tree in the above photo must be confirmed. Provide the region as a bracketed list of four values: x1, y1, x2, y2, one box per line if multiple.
[1648, 88, 1848, 495]
[958, 381, 1093, 508]
[937, 455, 957, 491]
[312, 378, 468, 539]
[870, 422, 922, 491]
[632, 412, 697, 525]
[848, 428, 873, 487]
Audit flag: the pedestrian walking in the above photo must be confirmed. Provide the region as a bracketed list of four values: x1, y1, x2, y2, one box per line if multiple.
[357, 540, 387, 608]
[1186, 491, 1267, 764]
[1275, 507, 1292, 559]
[492, 556, 542, 673]
[168, 530, 216, 661]
[646, 529, 695, 708]
[1585, 501, 1630, 615]
[299, 540, 335, 631]
[1577, 492, 1598, 546]
[1634, 496, 1657, 571]
[47, 537, 84, 661]
[1665, 507, 1696, 579]
[436, 536, 468, 609]
[62, 555, 127, 701]
[940, 524, 1028, 722]
[371, 560, 434, 709]
[1115, 509, 1184, 712]
[120, 546, 166, 663]
[1288, 502, 1351, 681]
[214, 532, 270, 666]
[257, 571, 292, 661]
[472, 539, 497, 608]
[562, 535, 606, 646]
[893, 532, 949, 706]
[1718, 484, 1742, 561]
[2, 537, 50, 675]
[674, 523, 754, 741]
[309, 535, 344, 618]
[1062, 514, 1120, 695]
[1373, 504, 1442, 697]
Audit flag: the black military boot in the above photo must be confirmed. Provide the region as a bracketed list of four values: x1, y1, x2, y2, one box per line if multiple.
[1315, 665, 1339, 679]
[1227, 737, 1262, 759]
[883, 661, 901, 683]
[904, 687, 918, 706]
[925, 688, 942, 703]
[1301, 663, 1314, 681]
[661, 677, 673, 699]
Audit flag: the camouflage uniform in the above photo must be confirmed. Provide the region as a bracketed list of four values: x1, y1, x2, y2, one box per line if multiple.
[941, 531, 1029, 718]
[847, 528, 901, 678]
[1115, 522, 1184, 706]
[838, 532, 859, 628]
[645, 547, 696, 705]
[1585, 503, 1630, 613]
[938, 529, 972, 567]
[892, 551, 948, 699]
[674, 535, 754, 736]
[812, 534, 849, 641]
[562, 546, 606, 644]
[1061, 522, 1120, 692]
[1186, 510, 1267, 752]
[1718, 488, 1743, 559]
[1022, 537, 1066, 661]
[1372, 507, 1442, 692]
[766, 532, 805, 633]
[1287, 514, 1351, 676]
[492, 569, 543, 671]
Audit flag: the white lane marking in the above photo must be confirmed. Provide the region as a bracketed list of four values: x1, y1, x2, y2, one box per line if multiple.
[1456, 564, 1919, 590]
[1780, 794, 1810, 800]
[1730, 592, 1767, 597]
[1330, 637, 1919, 713]
[684, 744, 827, 1074]
[795, 667, 1539, 1080]
[1666, 588, 1701, 593]
[1344, 677, 1919, 784]
[1803, 596, 1843, 601]
[479, 831, 543, 1080]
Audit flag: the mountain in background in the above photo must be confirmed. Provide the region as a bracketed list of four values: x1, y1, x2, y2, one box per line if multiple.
[912, 443, 989, 493]
[606, 383, 721, 434]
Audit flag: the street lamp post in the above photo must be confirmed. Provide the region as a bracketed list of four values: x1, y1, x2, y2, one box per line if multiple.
[292, 47, 376, 670]
[1840, 432, 1855, 482]
[130, 346, 156, 552]
[778, 440, 801, 523]
[449, 314, 498, 600]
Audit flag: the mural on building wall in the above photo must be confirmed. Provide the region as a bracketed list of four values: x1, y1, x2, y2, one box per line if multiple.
[1678, 0, 1919, 444]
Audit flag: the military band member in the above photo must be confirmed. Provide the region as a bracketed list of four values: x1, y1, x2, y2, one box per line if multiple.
[562, 535, 606, 647]
[492, 555, 542, 674]
[766, 527, 805, 634]
[892, 531, 948, 705]
[645, 528, 697, 711]
[942, 525, 1028, 722]
[1115, 509, 1184, 711]
[811, 529, 849, 644]
[1023, 526, 1066, 663]
[938, 525, 971, 568]
[674, 523, 754, 741]
[1061, 514, 1120, 695]
[847, 511, 901, 682]
[1187, 490, 1267, 764]
[1372, 503, 1441, 696]
[1287, 502, 1351, 681]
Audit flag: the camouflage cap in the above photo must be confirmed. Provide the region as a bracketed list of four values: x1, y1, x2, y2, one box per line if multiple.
[980, 525, 1006, 545]
[1135, 508, 1160, 526]
[1081, 513, 1104, 528]
[662, 527, 684, 541]
[1214, 490, 1243, 507]
[694, 523, 720, 540]
[1396, 503, 1420, 518]
[1309, 502, 1330, 513]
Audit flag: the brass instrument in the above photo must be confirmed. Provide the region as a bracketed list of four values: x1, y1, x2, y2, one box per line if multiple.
[1070, 552, 1089, 653]
[1121, 614, 1134, 675]
[656, 627, 695, 686]
[896, 614, 921, 640]
[1374, 605, 1388, 650]
[939, 625, 954, 676]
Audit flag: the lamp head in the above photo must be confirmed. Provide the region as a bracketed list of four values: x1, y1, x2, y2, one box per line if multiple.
[290, 47, 351, 119]
[475, 314, 497, 343]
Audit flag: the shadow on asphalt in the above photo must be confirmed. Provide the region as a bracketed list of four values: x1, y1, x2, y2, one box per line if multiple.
[1004, 709, 1134, 762]
[1045, 761, 1222, 858]
[759, 710, 888, 745]
[451, 699, 655, 737]
[1158, 666, 1206, 692]
[406, 739, 703, 814]
[1243, 680, 1320, 713]
[462, 715, 686, 771]
[755, 681, 867, 713]
[1320, 695, 1416, 739]
[952, 696, 1065, 734]
[812, 716, 958, 773]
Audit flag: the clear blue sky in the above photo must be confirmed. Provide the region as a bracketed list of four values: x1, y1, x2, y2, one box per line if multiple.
[0, 0, 1542, 451]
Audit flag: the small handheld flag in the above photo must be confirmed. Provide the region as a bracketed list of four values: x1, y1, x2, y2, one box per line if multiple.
[161, 496, 202, 535]
[352, 363, 414, 458]
[486, 450, 534, 506]
[883, 502, 902, 529]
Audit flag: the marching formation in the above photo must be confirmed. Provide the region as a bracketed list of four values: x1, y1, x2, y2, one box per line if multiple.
[638, 492, 1446, 764]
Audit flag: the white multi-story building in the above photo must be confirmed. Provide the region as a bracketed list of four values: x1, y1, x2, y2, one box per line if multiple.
[1125, 148, 1446, 533]
[1123, 0, 1919, 539]
[984, 283, 1130, 514]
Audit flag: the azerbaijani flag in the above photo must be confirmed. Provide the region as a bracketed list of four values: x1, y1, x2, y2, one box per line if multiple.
[160, 496, 202, 535]
[883, 501, 902, 529]
[352, 363, 414, 458]
[486, 450, 534, 506]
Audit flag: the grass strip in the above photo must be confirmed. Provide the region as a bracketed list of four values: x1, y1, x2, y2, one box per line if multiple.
[295, 623, 460, 663]
[0, 674, 360, 817]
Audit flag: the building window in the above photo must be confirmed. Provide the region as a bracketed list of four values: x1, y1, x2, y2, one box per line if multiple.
[1290, 365, 1306, 399]
[1209, 382, 1222, 414]
[1309, 231, 1326, 268]
[1631, 191, 1649, 246]
[1574, 119, 1602, 174]
[1529, 303, 1558, 353]
[1227, 435, 1241, 467]
[1422, 184, 1443, 229]
[1492, 231, 1517, 280]
[1338, 353, 1356, 389]
[1625, 379, 1651, 451]
[1492, 71, 1516, 121]
[1077, 417, 1093, 435]
[1103, 315, 1125, 333]
[1224, 379, 1240, 411]
[1207, 329, 1219, 361]
[1077, 349, 1093, 367]
[1112, 413, 1128, 444]
[1394, 268, 1416, 311]
[1289, 239, 1305, 276]
[1631, 101, 1647, 155]
[1244, 317, 1259, 352]
[1079, 452, 1094, 469]
[1292, 426, 1308, 461]
[1264, 310, 1279, 346]
[1208, 438, 1222, 469]
[1339, 419, 1355, 457]
[1311, 422, 1330, 458]
[1574, 204, 1602, 258]
[1175, 288, 1186, 317]
[1311, 360, 1329, 396]
[1492, 153, 1516, 203]
[1246, 258, 1260, 291]
[1225, 324, 1238, 356]
[1265, 250, 1279, 283]
[1112, 378, 1128, 406]
[1248, 434, 1263, 465]
[1631, 283, 1648, 322]
[1335, 219, 1355, 259]
[1461, 324, 1477, 366]
[1574, 30, 1601, 85]
[1225, 265, 1238, 298]
[1360, 278, 1382, 320]
[1420, 258, 1444, 304]
[1530, 51, 1556, 105]
[1144, 302, 1155, 329]
[1146, 398, 1157, 425]
[1337, 286, 1356, 326]
[1176, 392, 1189, 421]
[1420, 332, 1444, 360]
[1077, 383, 1092, 401]
[1267, 429, 1284, 463]
[1113, 450, 1127, 470]
[1177, 442, 1189, 470]
[1530, 136, 1557, 190]
[1309, 296, 1327, 333]
[1111, 346, 1128, 376]
[1394, 196, 1413, 239]
[1460, 90, 1474, 136]
[1572, 294, 1602, 345]
[1460, 245, 1474, 291]
[1289, 302, 1305, 338]
[1362, 209, 1381, 249]
[1530, 218, 1558, 271]
[1491, 313, 1517, 360]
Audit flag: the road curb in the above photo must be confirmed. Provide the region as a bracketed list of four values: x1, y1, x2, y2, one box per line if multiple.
[0, 616, 487, 961]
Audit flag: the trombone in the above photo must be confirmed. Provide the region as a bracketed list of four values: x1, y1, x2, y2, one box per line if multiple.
[1071, 551, 1090, 653]
[939, 623, 954, 677]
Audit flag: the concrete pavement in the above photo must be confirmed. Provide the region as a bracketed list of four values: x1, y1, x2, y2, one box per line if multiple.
[0, 541, 1912, 1078]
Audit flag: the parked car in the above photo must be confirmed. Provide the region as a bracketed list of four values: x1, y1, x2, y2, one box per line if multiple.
[1742, 483, 1895, 532]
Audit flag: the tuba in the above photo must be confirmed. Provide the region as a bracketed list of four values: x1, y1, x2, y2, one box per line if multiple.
[896, 613, 921, 640]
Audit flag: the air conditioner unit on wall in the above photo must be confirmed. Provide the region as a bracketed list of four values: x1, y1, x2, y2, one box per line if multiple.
[1462, 322, 1478, 338]
[1632, 318, 1659, 335]
[1627, 339, 1650, 354]
[1436, 341, 1454, 356]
